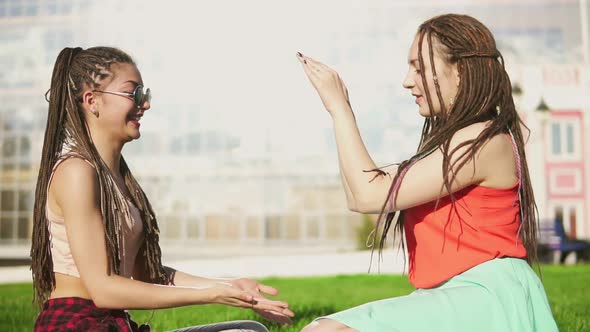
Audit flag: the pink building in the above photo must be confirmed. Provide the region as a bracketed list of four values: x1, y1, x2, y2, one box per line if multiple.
[517, 65, 590, 240]
[544, 110, 586, 239]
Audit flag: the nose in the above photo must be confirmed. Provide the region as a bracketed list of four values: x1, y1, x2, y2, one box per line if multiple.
[402, 69, 415, 90]
[139, 99, 151, 112]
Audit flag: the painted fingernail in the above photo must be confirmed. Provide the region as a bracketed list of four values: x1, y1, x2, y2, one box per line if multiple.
[303, 59, 307, 64]
[297, 52, 303, 57]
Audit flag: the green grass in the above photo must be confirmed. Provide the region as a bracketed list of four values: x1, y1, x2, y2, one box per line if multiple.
[1, 265, 588, 331]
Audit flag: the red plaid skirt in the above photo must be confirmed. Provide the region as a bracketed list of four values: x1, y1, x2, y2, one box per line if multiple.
[34, 297, 149, 332]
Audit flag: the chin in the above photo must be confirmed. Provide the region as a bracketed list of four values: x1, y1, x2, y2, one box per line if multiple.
[124, 132, 141, 142]
[418, 106, 440, 118]
[418, 108, 432, 117]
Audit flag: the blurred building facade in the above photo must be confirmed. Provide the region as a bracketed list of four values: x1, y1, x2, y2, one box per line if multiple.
[515, 64, 590, 240]
[0, 0, 93, 249]
[1, 0, 589, 257]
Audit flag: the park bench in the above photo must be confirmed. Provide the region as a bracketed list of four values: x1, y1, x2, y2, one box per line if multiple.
[538, 218, 590, 264]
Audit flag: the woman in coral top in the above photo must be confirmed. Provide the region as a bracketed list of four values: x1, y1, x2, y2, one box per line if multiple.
[297, 14, 558, 332]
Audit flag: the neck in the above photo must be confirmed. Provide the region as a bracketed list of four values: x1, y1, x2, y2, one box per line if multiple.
[88, 126, 124, 175]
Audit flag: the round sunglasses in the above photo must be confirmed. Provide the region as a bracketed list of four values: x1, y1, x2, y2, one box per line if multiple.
[92, 85, 151, 107]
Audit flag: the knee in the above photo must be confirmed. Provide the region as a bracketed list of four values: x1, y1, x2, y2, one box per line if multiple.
[301, 321, 321, 332]
[301, 320, 334, 332]
[301, 320, 355, 332]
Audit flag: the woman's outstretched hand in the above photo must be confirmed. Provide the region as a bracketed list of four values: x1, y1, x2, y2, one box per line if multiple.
[231, 278, 295, 325]
[296, 52, 351, 115]
[203, 282, 293, 324]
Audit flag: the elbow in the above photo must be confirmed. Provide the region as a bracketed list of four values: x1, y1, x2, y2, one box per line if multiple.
[90, 292, 111, 309]
[86, 279, 116, 309]
[91, 292, 125, 310]
[346, 192, 372, 213]
[92, 298, 109, 309]
[346, 198, 358, 212]
[347, 197, 372, 214]
[347, 200, 368, 214]
[350, 204, 374, 214]
[348, 201, 368, 213]
[351, 197, 388, 214]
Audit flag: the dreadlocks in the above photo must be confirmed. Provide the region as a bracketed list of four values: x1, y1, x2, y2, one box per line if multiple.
[371, 14, 539, 268]
[31, 47, 170, 306]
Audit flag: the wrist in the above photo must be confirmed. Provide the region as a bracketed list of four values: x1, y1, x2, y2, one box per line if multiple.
[191, 287, 216, 305]
[331, 107, 355, 123]
[216, 280, 234, 287]
[327, 102, 353, 116]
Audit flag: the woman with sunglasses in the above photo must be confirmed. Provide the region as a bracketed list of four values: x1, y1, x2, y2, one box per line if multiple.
[31, 47, 294, 332]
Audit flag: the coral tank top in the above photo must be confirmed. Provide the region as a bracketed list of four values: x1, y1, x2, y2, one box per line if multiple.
[404, 135, 527, 288]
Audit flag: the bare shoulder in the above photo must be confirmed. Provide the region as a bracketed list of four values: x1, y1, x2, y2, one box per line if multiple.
[53, 157, 97, 186]
[449, 122, 488, 145]
[461, 122, 518, 187]
[448, 121, 517, 187]
[51, 157, 100, 207]
[450, 122, 513, 156]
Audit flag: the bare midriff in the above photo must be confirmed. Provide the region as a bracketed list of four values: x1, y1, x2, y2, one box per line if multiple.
[49, 273, 92, 300]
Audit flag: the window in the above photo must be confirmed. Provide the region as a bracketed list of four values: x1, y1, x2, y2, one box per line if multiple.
[0, 189, 33, 241]
[8, 0, 23, 17]
[0, 217, 14, 239]
[566, 123, 574, 153]
[305, 216, 321, 240]
[2, 136, 17, 158]
[549, 119, 580, 159]
[264, 216, 281, 240]
[43, 29, 74, 65]
[19, 136, 30, 157]
[1, 190, 16, 211]
[551, 123, 561, 154]
[17, 217, 29, 239]
[186, 133, 201, 154]
[18, 190, 32, 212]
[186, 217, 201, 239]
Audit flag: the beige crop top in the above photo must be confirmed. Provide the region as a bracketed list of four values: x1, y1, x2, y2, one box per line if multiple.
[46, 154, 144, 278]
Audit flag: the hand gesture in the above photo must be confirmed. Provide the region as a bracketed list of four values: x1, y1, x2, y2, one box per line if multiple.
[205, 282, 291, 320]
[296, 52, 351, 114]
[231, 278, 295, 325]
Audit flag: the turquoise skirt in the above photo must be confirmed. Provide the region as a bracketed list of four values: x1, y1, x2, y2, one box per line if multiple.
[318, 258, 558, 332]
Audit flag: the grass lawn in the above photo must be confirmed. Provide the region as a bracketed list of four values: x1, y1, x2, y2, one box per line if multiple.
[1, 264, 588, 331]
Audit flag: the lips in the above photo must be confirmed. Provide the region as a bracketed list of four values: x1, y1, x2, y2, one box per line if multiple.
[127, 114, 142, 128]
[414, 95, 423, 105]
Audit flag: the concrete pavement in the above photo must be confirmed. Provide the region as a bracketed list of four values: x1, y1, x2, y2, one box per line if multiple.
[0, 249, 407, 284]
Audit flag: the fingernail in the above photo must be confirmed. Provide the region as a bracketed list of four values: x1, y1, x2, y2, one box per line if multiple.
[297, 52, 303, 57]
[303, 59, 307, 64]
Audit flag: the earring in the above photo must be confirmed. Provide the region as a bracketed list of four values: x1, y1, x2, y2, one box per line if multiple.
[91, 108, 99, 117]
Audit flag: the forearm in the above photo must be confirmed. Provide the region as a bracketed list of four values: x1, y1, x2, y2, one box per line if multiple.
[296, 53, 393, 212]
[90, 274, 215, 310]
[338, 158, 357, 210]
[331, 108, 383, 201]
[164, 266, 234, 288]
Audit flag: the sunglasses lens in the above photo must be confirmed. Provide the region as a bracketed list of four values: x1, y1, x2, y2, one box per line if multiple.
[134, 86, 144, 106]
[145, 88, 151, 104]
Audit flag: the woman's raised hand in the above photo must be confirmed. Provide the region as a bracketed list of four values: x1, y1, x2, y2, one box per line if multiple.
[296, 52, 351, 115]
